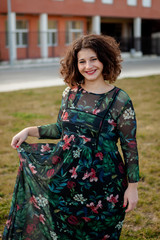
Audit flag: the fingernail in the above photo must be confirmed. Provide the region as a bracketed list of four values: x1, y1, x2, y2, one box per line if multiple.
[16, 145, 19, 148]
[123, 204, 126, 208]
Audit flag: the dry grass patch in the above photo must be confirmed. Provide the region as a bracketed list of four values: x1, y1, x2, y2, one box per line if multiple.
[0, 76, 160, 239]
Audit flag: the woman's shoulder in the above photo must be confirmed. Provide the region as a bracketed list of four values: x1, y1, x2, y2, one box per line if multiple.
[62, 86, 70, 97]
[62, 86, 79, 97]
[116, 87, 131, 103]
[113, 87, 134, 117]
[62, 86, 79, 103]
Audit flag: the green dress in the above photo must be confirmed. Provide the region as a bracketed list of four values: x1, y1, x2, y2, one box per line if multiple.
[3, 86, 139, 240]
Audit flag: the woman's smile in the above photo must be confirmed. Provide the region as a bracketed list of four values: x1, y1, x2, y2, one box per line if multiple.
[85, 69, 97, 75]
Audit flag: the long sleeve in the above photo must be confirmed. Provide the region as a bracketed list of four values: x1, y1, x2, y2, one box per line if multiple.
[117, 95, 139, 183]
[38, 87, 70, 139]
[38, 112, 62, 139]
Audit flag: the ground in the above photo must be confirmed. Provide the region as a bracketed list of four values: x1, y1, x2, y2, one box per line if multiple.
[0, 75, 160, 239]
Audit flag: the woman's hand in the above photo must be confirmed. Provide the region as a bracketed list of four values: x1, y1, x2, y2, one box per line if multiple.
[11, 128, 29, 149]
[123, 182, 138, 213]
[11, 126, 40, 149]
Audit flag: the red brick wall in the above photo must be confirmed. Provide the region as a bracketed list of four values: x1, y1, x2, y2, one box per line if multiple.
[0, 14, 87, 61]
[1, 0, 160, 19]
[0, 15, 9, 61]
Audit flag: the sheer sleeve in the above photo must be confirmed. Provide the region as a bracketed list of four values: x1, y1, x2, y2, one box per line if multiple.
[117, 93, 139, 183]
[38, 87, 70, 139]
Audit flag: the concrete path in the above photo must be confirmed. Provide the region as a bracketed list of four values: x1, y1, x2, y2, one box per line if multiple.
[0, 56, 160, 92]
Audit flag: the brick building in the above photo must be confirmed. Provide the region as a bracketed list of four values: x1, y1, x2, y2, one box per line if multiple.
[0, 0, 160, 61]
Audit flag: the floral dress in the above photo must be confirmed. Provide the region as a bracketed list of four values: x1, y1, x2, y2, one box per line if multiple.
[3, 86, 139, 240]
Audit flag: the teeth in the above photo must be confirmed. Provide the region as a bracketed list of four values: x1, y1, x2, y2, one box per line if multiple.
[86, 70, 95, 74]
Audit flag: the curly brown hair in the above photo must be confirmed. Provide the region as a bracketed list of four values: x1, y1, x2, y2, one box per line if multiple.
[60, 34, 122, 87]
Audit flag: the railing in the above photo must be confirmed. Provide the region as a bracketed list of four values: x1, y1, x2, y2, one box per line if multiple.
[0, 32, 160, 62]
[116, 36, 160, 55]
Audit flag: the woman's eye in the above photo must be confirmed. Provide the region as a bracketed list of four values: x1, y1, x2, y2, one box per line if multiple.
[79, 61, 85, 64]
[91, 58, 97, 61]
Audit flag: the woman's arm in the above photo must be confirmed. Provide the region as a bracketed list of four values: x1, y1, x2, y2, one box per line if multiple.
[11, 126, 39, 149]
[117, 92, 139, 212]
[11, 87, 71, 149]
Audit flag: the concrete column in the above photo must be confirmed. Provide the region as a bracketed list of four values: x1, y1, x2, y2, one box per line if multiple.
[92, 16, 101, 35]
[134, 17, 141, 39]
[39, 13, 48, 58]
[133, 17, 142, 56]
[8, 12, 17, 62]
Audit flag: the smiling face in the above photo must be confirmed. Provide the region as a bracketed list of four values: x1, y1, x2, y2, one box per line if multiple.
[77, 48, 104, 83]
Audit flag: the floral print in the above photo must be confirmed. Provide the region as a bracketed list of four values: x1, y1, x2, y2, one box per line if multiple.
[41, 143, 51, 152]
[3, 86, 139, 240]
[35, 195, 48, 207]
[50, 231, 58, 240]
[29, 163, 37, 174]
[86, 200, 103, 214]
[82, 168, 98, 182]
[123, 107, 135, 120]
[107, 194, 119, 205]
[73, 194, 87, 204]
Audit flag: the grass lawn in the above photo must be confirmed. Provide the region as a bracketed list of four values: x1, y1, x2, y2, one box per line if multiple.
[0, 75, 160, 239]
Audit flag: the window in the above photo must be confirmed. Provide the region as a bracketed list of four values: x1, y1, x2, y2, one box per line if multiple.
[48, 20, 58, 46]
[6, 20, 28, 47]
[142, 0, 151, 7]
[16, 20, 28, 47]
[66, 21, 83, 45]
[127, 0, 137, 6]
[102, 0, 113, 4]
[83, 0, 95, 2]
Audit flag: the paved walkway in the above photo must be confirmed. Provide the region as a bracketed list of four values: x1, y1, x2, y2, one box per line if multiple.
[0, 56, 160, 92]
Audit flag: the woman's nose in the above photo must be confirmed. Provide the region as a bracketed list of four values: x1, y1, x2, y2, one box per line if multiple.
[85, 61, 92, 69]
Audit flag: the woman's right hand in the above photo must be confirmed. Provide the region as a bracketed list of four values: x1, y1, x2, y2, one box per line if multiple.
[11, 128, 29, 149]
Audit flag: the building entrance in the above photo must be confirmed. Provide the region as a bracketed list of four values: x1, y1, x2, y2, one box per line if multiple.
[101, 23, 122, 38]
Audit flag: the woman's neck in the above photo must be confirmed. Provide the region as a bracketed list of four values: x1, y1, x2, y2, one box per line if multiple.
[81, 80, 114, 94]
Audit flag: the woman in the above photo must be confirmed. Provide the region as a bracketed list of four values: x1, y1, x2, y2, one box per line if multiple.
[3, 34, 139, 240]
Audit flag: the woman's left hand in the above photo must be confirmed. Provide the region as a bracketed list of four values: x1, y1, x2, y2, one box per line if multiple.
[123, 182, 138, 213]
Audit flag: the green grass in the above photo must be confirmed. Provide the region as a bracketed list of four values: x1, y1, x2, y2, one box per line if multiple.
[0, 76, 160, 239]
[11, 112, 47, 120]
